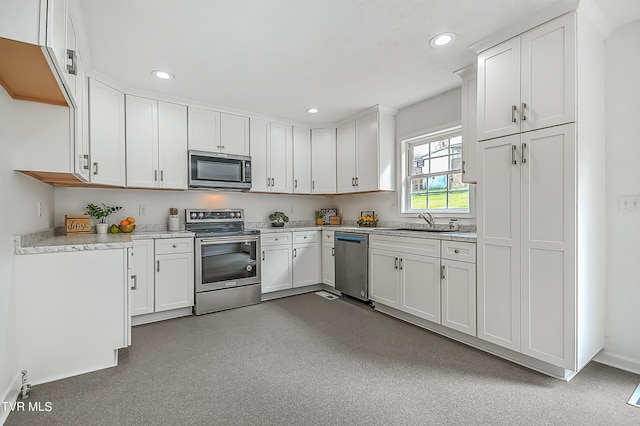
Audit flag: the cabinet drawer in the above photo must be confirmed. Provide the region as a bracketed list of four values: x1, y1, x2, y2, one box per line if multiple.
[441, 241, 476, 263]
[322, 230, 335, 242]
[370, 235, 440, 258]
[261, 232, 292, 247]
[293, 231, 319, 244]
[155, 238, 194, 255]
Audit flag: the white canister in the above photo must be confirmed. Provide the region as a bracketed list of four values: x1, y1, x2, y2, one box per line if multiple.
[168, 215, 180, 231]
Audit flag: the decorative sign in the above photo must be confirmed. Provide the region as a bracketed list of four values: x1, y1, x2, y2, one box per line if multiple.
[65, 214, 91, 235]
[320, 208, 338, 225]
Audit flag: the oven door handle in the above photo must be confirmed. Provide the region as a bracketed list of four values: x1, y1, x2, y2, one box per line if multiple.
[198, 236, 259, 244]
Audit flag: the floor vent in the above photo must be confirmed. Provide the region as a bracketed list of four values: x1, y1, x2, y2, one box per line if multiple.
[628, 383, 640, 408]
[315, 291, 339, 300]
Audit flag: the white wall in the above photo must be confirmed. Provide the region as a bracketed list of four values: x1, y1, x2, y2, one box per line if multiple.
[0, 88, 57, 418]
[54, 188, 332, 227]
[599, 19, 640, 373]
[334, 88, 465, 223]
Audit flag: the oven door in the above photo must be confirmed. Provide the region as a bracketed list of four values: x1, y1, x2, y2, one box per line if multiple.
[195, 236, 260, 292]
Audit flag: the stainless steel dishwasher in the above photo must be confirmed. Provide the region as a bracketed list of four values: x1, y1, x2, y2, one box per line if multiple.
[334, 232, 369, 302]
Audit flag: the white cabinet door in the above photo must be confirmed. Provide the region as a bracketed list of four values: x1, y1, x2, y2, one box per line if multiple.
[520, 13, 575, 133]
[155, 252, 194, 312]
[477, 37, 521, 141]
[293, 243, 321, 288]
[400, 253, 441, 323]
[188, 107, 220, 152]
[125, 95, 158, 188]
[74, 50, 90, 181]
[269, 122, 293, 193]
[336, 121, 356, 193]
[45, 0, 68, 79]
[441, 259, 477, 336]
[220, 113, 249, 156]
[88, 78, 126, 186]
[293, 126, 311, 194]
[457, 65, 478, 184]
[321, 242, 335, 287]
[311, 128, 337, 194]
[261, 245, 293, 293]
[249, 117, 270, 192]
[476, 134, 521, 351]
[64, 12, 77, 99]
[130, 240, 155, 316]
[354, 109, 379, 192]
[520, 124, 576, 369]
[158, 102, 188, 189]
[369, 248, 400, 309]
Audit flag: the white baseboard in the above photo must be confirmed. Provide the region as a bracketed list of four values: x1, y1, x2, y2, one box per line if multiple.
[594, 350, 640, 375]
[1, 372, 21, 425]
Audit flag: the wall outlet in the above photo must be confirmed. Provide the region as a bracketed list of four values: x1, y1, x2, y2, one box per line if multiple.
[620, 196, 640, 212]
[139, 205, 147, 216]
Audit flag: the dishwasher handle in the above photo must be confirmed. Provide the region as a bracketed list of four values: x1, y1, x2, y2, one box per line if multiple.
[335, 235, 365, 243]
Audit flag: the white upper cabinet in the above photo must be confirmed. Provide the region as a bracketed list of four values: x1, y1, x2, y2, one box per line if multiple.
[88, 78, 126, 187]
[336, 106, 396, 193]
[126, 96, 188, 189]
[188, 107, 220, 152]
[250, 118, 293, 193]
[220, 113, 250, 155]
[310, 128, 337, 194]
[188, 107, 249, 156]
[455, 65, 478, 184]
[293, 126, 312, 194]
[477, 13, 575, 141]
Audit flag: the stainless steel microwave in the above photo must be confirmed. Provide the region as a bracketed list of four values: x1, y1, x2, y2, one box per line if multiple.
[188, 151, 252, 190]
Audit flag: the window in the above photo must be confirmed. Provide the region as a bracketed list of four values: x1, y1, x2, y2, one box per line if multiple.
[402, 126, 470, 214]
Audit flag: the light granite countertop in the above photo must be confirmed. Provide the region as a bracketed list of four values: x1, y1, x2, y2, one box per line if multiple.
[251, 225, 476, 242]
[14, 230, 195, 255]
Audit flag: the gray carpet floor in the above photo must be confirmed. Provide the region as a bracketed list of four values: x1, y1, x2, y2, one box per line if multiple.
[6, 292, 640, 425]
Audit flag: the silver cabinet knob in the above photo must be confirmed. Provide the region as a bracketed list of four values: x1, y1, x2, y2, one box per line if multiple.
[172, 244, 177, 248]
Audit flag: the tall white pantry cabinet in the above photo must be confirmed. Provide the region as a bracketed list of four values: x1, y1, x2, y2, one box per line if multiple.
[475, 10, 606, 377]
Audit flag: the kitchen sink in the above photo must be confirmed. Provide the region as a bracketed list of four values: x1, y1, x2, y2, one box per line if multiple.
[373, 225, 459, 233]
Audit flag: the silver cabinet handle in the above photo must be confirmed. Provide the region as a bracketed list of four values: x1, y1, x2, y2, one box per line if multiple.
[262, 251, 265, 261]
[331, 247, 335, 256]
[217, 145, 221, 148]
[522, 102, 527, 121]
[156, 260, 160, 272]
[83, 154, 90, 170]
[454, 249, 460, 254]
[355, 177, 359, 186]
[93, 162, 99, 175]
[394, 257, 399, 269]
[461, 160, 466, 175]
[131, 274, 137, 290]
[221, 146, 225, 150]
[154, 170, 158, 181]
[293, 248, 297, 258]
[399, 258, 404, 270]
[267, 178, 270, 187]
[161, 170, 164, 181]
[294, 179, 297, 188]
[512, 145, 517, 165]
[66, 49, 77, 75]
[441, 265, 446, 279]
[512, 105, 517, 123]
[303, 236, 307, 239]
[352, 178, 355, 187]
[522, 143, 527, 164]
[271, 177, 275, 187]
[312, 181, 315, 190]
[172, 244, 177, 248]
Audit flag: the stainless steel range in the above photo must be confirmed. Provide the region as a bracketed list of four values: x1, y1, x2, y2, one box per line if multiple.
[186, 209, 261, 315]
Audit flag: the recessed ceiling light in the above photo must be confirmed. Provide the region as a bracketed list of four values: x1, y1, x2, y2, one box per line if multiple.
[429, 32, 456, 48]
[306, 108, 319, 114]
[152, 70, 175, 80]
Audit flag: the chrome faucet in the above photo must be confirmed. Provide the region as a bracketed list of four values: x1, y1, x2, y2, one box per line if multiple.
[418, 211, 435, 227]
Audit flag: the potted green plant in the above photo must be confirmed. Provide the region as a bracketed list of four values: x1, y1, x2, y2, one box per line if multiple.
[268, 211, 289, 228]
[85, 203, 122, 234]
[315, 210, 324, 226]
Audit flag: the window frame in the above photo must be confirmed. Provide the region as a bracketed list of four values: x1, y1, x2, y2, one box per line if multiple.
[398, 125, 475, 218]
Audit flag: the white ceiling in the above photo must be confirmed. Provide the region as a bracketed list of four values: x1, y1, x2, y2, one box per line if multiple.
[79, 0, 639, 124]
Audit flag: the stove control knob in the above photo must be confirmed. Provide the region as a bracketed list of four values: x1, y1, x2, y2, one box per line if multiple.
[230, 212, 235, 218]
[236, 212, 242, 219]
[198, 212, 204, 218]
[191, 212, 197, 219]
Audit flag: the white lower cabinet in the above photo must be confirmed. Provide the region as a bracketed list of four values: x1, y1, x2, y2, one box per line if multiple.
[261, 231, 322, 293]
[441, 241, 477, 336]
[369, 236, 441, 323]
[261, 232, 293, 293]
[130, 238, 194, 321]
[321, 230, 335, 287]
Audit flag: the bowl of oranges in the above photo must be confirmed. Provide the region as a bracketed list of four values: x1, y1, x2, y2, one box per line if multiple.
[119, 217, 136, 233]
